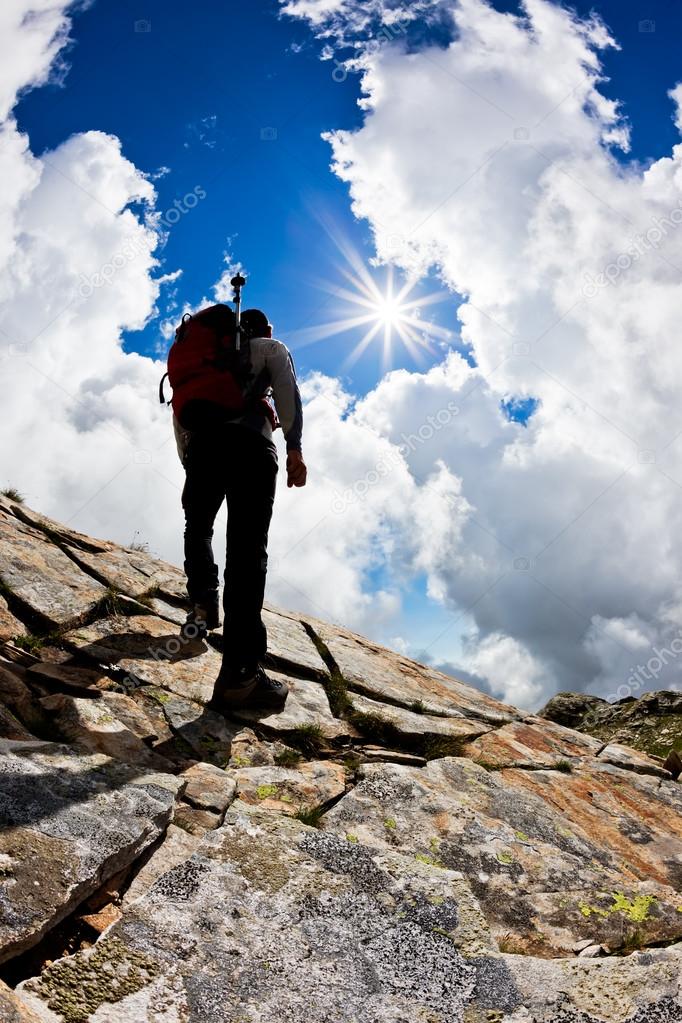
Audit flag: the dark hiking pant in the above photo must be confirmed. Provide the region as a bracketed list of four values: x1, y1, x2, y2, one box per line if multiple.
[181, 425, 278, 675]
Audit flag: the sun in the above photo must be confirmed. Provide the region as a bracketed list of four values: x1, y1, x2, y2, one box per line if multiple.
[291, 226, 453, 370]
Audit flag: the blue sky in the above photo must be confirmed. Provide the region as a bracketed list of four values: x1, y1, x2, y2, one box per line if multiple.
[16, 0, 680, 405]
[8, 0, 682, 704]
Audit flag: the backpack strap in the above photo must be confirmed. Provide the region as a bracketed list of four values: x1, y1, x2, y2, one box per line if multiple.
[159, 372, 169, 405]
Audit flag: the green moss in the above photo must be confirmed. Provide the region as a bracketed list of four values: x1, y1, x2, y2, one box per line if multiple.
[610, 892, 656, 922]
[144, 687, 169, 703]
[33, 937, 159, 1023]
[12, 633, 44, 653]
[346, 833, 359, 843]
[256, 784, 279, 800]
[578, 902, 609, 919]
[577, 893, 656, 924]
[384, 817, 397, 830]
[415, 852, 445, 869]
[554, 759, 573, 773]
[514, 831, 530, 842]
[496, 851, 514, 865]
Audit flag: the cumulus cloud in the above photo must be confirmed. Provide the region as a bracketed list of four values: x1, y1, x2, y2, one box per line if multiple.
[11, 0, 682, 711]
[0, 1, 473, 663]
[0, 3, 183, 555]
[279, 0, 682, 706]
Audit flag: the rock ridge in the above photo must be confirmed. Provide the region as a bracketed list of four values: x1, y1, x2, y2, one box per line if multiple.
[0, 496, 679, 1021]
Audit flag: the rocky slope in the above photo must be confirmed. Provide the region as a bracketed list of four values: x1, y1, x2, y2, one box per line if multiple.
[540, 690, 682, 765]
[0, 494, 680, 1022]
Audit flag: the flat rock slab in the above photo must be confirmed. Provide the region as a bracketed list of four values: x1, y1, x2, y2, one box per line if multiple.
[10, 502, 188, 601]
[0, 739, 178, 964]
[18, 805, 484, 1022]
[230, 761, 346, 815]
[501, 761, 682, 895]
[68, 546, 188, 602]
[262, 608, 329, 678]
[312, 620, 518, 724]
[349, 690, 493, 746]
[598, 741, 669, 777]
[179, 762, 237, 814]
[0, 510, 106, 629]
[231, 671, 350, 740]
[26, 661, 112, 696]
[322, 757, 682, 957]
[0, 595, 25, 642]
[358, 745, 428, 767]
[463, 716, 602, 768]
[479, 945, 682, 1022]
[38, 693, 171, 771]
[63, 615, 220, 705]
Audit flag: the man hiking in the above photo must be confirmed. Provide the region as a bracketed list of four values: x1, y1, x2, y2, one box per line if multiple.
[164, 301, 306, 712]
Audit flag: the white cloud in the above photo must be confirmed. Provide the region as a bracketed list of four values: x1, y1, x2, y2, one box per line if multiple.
[276, 0, 682, 706]
[10, 0, 682, 712]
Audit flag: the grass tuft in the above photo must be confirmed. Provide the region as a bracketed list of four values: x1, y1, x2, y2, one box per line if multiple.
[293, 805, 325, 828]
[286, 723, 326, 757]
[1, 487, 24, 503]
[274, 747, 302, 768]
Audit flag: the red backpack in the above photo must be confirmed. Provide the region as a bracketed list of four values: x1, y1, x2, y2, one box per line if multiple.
[159, 304, 265, 430]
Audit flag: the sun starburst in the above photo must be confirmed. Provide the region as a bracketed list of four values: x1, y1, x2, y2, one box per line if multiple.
[291, 227, 453, 370]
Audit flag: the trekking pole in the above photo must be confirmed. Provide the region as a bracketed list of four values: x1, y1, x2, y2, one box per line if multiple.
[231, 273, 247, 351]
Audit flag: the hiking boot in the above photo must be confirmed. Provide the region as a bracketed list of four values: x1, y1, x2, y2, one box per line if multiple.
[181, 600, 220, 641]
[250, 667, 289, 711]
[209, 666, 260, 710]
[208, 667, 289, 713]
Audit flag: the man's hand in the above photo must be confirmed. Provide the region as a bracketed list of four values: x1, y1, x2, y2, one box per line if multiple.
[287, 449, 307, 488]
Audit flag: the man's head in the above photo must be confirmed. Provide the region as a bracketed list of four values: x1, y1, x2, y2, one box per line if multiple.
[241, 309, 272, 340]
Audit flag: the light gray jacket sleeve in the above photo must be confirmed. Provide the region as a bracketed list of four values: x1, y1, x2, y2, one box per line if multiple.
[266, 340, 303, 452]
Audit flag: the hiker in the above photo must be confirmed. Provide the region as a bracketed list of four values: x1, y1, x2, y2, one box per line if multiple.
[165, 303, 306, 711]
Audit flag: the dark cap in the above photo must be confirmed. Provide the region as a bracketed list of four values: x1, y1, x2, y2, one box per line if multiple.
[241, 309, 271, 339]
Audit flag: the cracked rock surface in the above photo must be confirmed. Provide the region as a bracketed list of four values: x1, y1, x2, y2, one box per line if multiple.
[0, 497, 680, 1021]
